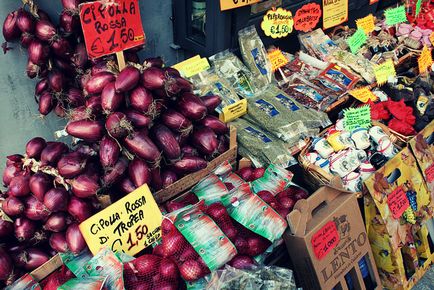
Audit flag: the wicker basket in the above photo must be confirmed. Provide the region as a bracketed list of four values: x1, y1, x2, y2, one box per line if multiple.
[298, 121, 399, 195]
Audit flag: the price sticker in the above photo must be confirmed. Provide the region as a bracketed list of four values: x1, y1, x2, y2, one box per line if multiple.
[387, 186, 410, 219]
[374, 59, 396, 85]
[343, 106, 372, 131]
[172, 55, 210, 78]
[219, 99, 248, 123]
[347, 28, 367, 54]
[349, 87, 377, 103]
[261, 7, 294, 39]
[79, 0, 146, 59]
[220, 0, 260, 11]
[323, 0, 348, 29]
[311, 221, 340, 260]
[268, 49, 288, 72]
[356, 14, 375, 35]
[293, 3, 322, 32]
[418, 46, 433, 74]
[79, 184, 163, 256]
[385, 6, 407, 26]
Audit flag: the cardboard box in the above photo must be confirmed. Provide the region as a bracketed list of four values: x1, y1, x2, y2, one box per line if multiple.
[284, 186, 381, 290]
[409, 120, 434, 194]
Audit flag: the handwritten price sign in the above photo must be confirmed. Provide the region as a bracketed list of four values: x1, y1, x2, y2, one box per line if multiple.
[261, 7, 294, 39]
[387, 186, 410, 219]
[79, 184, 162, 256]
[79, 0, 146, 59]
[293, 3, 322, 32]
[311, 221, 340, 260]
[220, 0, 260, 11]
[268, 49, 288, 72]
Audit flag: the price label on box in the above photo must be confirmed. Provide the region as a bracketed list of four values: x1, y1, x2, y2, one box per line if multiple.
[311, 221, 340, 260]
[172, 56, 210, 78]
[219, 99, 248, 123]
[79, 184, 162, 256]
[387, 186, 410, 219]
[268, 49, 288, 72]
[220, 0, 260, 11]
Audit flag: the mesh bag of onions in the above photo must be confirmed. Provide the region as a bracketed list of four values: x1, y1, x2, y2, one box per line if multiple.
[158, 203, 237, 282]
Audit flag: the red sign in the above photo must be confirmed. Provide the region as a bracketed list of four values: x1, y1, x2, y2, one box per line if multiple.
[387, 186, 410, 219]
[294, 3, 322, 32]
[426, 164, 434, 183]
[79, 0, 146, 59]
[369, 0, 379, 4]
[311, 221, 340, 260]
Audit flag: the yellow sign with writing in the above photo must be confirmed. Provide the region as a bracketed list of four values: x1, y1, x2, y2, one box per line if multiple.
[261, 7, 294, 39]
[349, 87, 378, 103]
[79, 184, 163, 256]
[219, 99, 248, 123]
[268, 49, 289, 72]
[220, 0, 261, 11]
[374, 59, 396, 85]
[356, 14, 375, 35]
[430, 32, 434, 46]
[172, 55, 210, 78]
[419, 46, 433, 74]
[323, 0, 348, 29]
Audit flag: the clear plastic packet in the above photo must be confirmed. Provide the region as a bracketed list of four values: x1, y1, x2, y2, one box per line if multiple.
[329, 50, 375, 83]
[85, 248, 124, 290]
[238, 25, 274, 89]
[209, 50, 258, 98]
[58, 276, 106, 290]
[298, 28, 339, 61]
[319, 63, 360, 90]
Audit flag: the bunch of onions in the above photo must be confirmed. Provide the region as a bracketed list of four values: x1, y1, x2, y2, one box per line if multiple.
[0, 137, 99, 285]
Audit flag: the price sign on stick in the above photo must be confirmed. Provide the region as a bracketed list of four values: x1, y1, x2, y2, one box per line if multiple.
[79, 184, 162, 256]
[79, 0, 146, 60]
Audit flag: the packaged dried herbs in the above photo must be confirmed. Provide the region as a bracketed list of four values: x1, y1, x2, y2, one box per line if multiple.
[209, 50, 258, 98]
[238, 25, 274, 89]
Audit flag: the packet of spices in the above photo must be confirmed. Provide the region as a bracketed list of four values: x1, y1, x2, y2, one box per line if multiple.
[85, 247, 124, 290]
[209, 50, 258, 98]
[319, 63, 360, 90]
[238, 25, 274, 89]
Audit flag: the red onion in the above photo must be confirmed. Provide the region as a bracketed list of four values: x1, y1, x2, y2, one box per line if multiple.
[26, 59, 39, 79]
[124, 130, 161, 163]
[28, 39, 49, 65]
[142, 67, 166, 90]
[40, 142, 68, 165]
[176, 77, 193, 92]
[199, 115, 228, 134]
[54, 58, 75, 75]
[178, 93, 207, 120]
[2, 164, 21, 186]
[124, 109, 152, 128]
[62, 0, 81, 11]
[162, 170, 178, 187]
[57, 152, 87, 178]
[217, 135, 229, 154]
[48, 70, 65, 93]
[129, 86, 155, 114]
[44, 188, 69, 212]
[172, 156, 207, 174]
[119, 178, 136, 194]
[163, 67, 181, 78]
[68, 106, 93, 121]
[14, 217, 36, 241]
[66, 120, 104, 142]
[0, 217, 13, 237]
[105, 112, 132, 139]
[2, 197, 24, 216]
[26, 137, 46, 159]
[51, 38, 72, 59]
[29, 172, 52, 201]
[9, 175, 31, 197]
[20, 32, 34, 48]
[143, 57, 164, 68]
[179, 260, 203, 281]
[67, 196, 92, 222]
[35, 20, 56, 41]
[17, 9, 35, 33]
[159, 258, 179, 280]
[44, 212, 67, 232]
[151, 124, 181, 160]
[35, 79, 49, 96]
[75, 143, 98, 157]
[6, 154, 23, 166]
[71, 43, 88, 69]
[201, 95, 222, 112]
[82, 162, 102, 182]
[85, 72, 115, 95]
[128, 158, 151, 188]
[91, 60, 112, 75]
[37, 9, 51, 22]
[101, 82, 124, 113]
[24, 195, 50, 220]
[229, 255, 256, 269]
[66, 87, 85, 106]
[59, 10, 79, 34]
[192, 127, 218, 155]
[66, 223, 86, 254]
[150, 167, 163, 191]
[102, 157, 128, 185]
[161, 109, 192, 135]
[85, 95, 103, 115]
[99, 135, 120, 168]
[115, 66, 140, 93]
[54, 102, 66, 118]
[71, 174, 99, 198]
[3, 10, 20, 42]
[0, 248, 12, 280]
[38, 91, 54, 115]
[49, 232, 69, 253]
[181, 145, 199, 157]
[20, 248, 50, 270]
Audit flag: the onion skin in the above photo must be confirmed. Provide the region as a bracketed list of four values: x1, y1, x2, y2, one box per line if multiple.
[162, 170, 178, 187]
[192, 127, 219, 156]
[35, 20, 56, 41]
[128, 158, 151, 188]
[115, 66, 140, 93]
[29, 172, 52, 201]
[44, 188, 69, 212]
[101, 82, 124, 113]
[129, 86, 154, 113]
[59, 10, 79, 34]
[71, 174, 100, 198]
[201, 95, 222, 112]
[99, 135, 120, 168]
[9, 175, 31, 197]
[172, 156, 207, 174]
[48, 70, 65, 93]
[49, 232, 69, 253]
[51, 38, 72, 59]
[35, 79, 49, 96]
[86, 95, 103, 115]
[2, 197, 24, 216]
[20, 32, 34, 48]
[66, 120, 105, 142]
[0, 218, 13, 238]
[161, 109, 192, 134]
[199, 115, 228, 134]
[102, 157, 128, 185]
[181, 145, 199, 157]
[105, 112, 132, 139]
[177, 93, 207, 120]
[151, 124, 181, 160]
[6, 154, 23, 166]
[124, 131, 161, 163]
[66, 223, 86, 254]
[17, 9, 35, 33]
[41, 142, 68, 166]
[2, 165, 21, 187]
[85, 72, 116, 95]
[44, 212, 67, 232]
[71, 43, 88, 69]
[21, 248, 50, 270]
[67, 87, 85, 106]
[124, 109, 152, 128]
[38, 91, 54, 116]
[24, 196, 50, 221]
[26, 137, 46, 159]
[142, 67, 165, 90]
[0, 248, 12, 280]
[119, 178, 136, 194]
[3, 10, 20, 42]
[57, 152, 87, 178]
[67, 196, 92, 222]
[62, 0, 81, 11]
[14, 217, 36, 241]
[28, 39, 49, 65]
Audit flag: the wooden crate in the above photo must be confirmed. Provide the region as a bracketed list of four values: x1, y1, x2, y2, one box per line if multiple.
[30, 254, 63, 282]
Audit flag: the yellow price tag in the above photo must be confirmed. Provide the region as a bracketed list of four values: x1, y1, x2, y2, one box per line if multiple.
[219, 99, 248, 123]
[356, 14, 375, 35]
[419, 46, 433, 74]
[172, 55, 210, 78]
[374, 59, 396, 85]
[430, 32, 434, 46]
[220, 0, 260, 11]
[260, 7, 294, 39]
[268, 49, 289, 72]
[79, 184, 163, 256]
[323, 0, 348, 29]
[349, 87, 378, 103]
